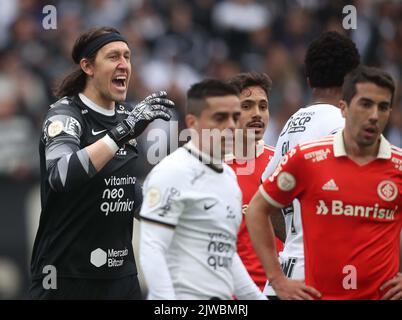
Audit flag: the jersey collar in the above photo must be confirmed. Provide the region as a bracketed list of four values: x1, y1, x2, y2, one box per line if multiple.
[78, 93, 115, 116]
[224, 139, 265, 161]
[333, 130, 392, 159]
[256, 139, 265, 157]
[183, 141, 224, 173]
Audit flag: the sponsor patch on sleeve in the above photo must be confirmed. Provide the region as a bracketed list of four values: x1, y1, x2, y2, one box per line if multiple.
[277, 172, 296, 191]
[145, 187, 162, 208]
[47, 120, 64, 137]
[43, 115, 81, 142]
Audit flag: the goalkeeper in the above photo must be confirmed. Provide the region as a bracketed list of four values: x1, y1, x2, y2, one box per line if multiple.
[30, 27, 174, 299]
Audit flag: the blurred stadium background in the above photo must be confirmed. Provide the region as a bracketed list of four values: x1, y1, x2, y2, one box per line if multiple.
[0, 0, 401, 299]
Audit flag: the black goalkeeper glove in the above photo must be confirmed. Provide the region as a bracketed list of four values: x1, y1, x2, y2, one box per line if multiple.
[108, 91, 174, 147]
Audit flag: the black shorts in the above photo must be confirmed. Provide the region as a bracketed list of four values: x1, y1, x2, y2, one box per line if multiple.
[30, 275, 142, 300]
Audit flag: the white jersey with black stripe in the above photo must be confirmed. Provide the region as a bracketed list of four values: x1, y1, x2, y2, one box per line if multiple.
[262, 103, 344, 295]
[140, 142, 243, 299]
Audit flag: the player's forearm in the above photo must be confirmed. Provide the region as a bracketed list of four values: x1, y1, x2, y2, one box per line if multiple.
[85, 135, 119, 171]
[139, 221, 177, 300]
[140, 245, 176, 300]
[270, 209, 286, 243]
[232, 253, 267, 300]
[47, 135, 118, 192]
[246, 192, 286, 284]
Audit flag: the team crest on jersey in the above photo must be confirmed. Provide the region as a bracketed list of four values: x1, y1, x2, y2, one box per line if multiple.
[277, 172, 296, 191]
[377, 180, 398, 202]
[47, 120, 64, 137]
[146, 187, 161, 208]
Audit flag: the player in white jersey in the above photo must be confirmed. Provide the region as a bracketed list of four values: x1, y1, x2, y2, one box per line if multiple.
[139, 79, 266, 300]
[261, 31, 360, 298]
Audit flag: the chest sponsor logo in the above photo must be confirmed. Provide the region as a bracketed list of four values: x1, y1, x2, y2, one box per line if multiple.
[316, 200, 397, 220]
[207, 232, 236, 270]
[304, 148, 331, 163]
[377, 180, 398, 202]
[101, 175, 137, 216]
[90, 247, 128, 268]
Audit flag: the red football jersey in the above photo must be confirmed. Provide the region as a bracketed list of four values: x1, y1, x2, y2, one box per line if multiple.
[226, 140, 284, 290]
[260, 132, 402, 299]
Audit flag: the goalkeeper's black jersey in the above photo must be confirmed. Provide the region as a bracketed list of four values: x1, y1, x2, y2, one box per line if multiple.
[31, 95, 142, 280]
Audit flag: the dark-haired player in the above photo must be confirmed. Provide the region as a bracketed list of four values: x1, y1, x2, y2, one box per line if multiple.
[260, 31, 360, 298]
[225, 72, 284, 291]
[248, 66, 402, 300]
[30, 27, 174, 299]
[139, 79, 265, 300]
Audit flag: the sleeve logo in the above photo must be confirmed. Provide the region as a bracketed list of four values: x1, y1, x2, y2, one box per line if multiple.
[277, 172, 296, 191]
[47, 120, 64, 137]
[145, 187, 161, 208]
[377, 180, 398, 202]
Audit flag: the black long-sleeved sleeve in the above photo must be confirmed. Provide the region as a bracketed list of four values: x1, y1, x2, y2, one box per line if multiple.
[42, 109, 97, 192]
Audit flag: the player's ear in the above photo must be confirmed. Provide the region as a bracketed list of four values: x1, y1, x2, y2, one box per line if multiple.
[185, 114, 200, 143]
[185, 114, 198, 130]
[80, 58, 94, 77]
[339, 100, 348, 118]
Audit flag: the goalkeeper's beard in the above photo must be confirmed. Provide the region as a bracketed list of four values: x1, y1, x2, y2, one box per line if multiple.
[106, 81, 128, 103]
